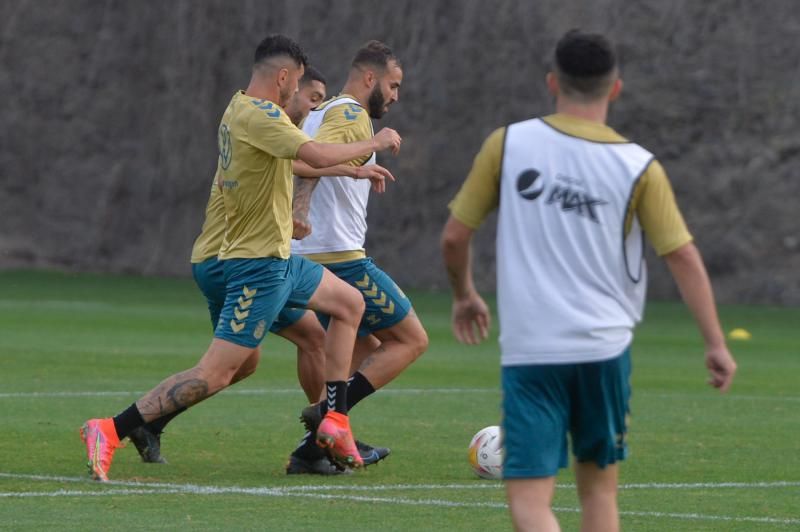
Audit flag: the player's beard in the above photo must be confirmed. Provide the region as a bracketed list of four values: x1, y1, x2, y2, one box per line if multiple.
[367, 84, 386, 119]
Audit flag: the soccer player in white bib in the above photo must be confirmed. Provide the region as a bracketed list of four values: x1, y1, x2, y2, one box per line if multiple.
[286, 41, 429, 469]
[441, 30, 737, 531]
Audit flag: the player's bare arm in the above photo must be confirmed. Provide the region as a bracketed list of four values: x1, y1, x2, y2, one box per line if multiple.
[297, 127, 401, 168]
[441, 215, 490, 345]
[291, 174, 317, 241]
[291, 162, 396, 240]
[663, 241, 737, 392]
[293, 160, 395, 192]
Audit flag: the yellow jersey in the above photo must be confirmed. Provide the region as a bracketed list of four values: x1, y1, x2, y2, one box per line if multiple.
[189, 172, 225, 263]
[216, 91, 311, 260]
[313, 95, 373, 167]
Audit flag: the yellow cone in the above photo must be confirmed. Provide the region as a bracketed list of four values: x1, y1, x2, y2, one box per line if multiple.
[728, 328, 752, 341]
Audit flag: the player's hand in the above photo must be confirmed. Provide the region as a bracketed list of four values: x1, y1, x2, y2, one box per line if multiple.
[354, 164, 395, 193]
[451, 292, 491, 345]
[373, 127, 402, 155]
[705, 345, 737, 392]
[292, 216, 311, 240]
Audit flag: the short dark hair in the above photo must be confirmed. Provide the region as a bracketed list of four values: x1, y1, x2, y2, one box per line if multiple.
[554, 30, 617, 100]
[351, 40, 400, 71]
[300, 65, 327, 87]
[254, 34, 308, 68]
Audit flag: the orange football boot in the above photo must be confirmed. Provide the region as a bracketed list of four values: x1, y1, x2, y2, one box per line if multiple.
[80, 418, 120, 482]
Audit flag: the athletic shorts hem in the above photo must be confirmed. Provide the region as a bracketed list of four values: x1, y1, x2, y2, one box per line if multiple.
[213, 331, 260, 349]
[502, 468, 559, 479]
[575, 453, 627, 468]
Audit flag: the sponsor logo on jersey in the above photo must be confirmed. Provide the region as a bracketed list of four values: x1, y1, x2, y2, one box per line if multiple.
[516, 169, 607, 224]
[218, 124, 232, 169]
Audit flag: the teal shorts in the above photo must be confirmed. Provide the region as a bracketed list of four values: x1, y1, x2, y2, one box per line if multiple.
[192, 258, 307, 334]
[192, 257, 322, 343]
[315, 258, 411, 336]
[501, 348, 631, 479]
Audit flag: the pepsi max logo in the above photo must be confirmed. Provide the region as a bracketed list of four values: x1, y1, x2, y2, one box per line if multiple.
[516, 169, 544, 200]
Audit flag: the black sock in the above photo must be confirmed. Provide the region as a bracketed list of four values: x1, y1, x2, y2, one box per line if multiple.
[144, 407, 187, 434]
[112, 403, 145, 440]
[325, 381, 348, 415]
[346, 371, 375, 410]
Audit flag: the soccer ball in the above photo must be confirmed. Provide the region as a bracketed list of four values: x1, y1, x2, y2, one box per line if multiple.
[467, 425, 503, 480]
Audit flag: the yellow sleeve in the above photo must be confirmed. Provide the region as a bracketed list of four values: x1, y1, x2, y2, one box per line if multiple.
[631, 160, 693, 255]
[314, 103, 373, 167]
[447, 127, 505, 229]
[247, 107, 311, 160]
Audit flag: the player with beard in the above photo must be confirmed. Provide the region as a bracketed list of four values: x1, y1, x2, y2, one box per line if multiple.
[80, 35, 404, 481]
[286, 41, 429, 472]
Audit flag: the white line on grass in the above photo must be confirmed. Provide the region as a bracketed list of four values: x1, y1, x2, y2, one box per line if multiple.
[0, 388, 498, 399]
[0, 488, 185, 498]
[278, 481, 800, 491]
[2, 473, 799, 525]
[3, 473, 799, 492]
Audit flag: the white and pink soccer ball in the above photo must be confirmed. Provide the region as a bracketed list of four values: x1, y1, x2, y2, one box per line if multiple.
[467, 425, 503, 480]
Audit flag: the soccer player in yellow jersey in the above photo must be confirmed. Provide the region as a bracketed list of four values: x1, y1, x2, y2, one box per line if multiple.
[125, 66, 333, 465]
[80, 35, 403, 481]
[287, 41, 429, 471]
[441, 30, 737, 531]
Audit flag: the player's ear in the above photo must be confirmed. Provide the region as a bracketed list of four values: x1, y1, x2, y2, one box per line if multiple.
[277, 67, 289, 86]
[364, 69, 377, 89]
[545, 72, 558, 96]
[608, 78, 623, 102]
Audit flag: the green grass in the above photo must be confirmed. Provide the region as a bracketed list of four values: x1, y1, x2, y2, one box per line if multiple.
[0, 270, 798, 530]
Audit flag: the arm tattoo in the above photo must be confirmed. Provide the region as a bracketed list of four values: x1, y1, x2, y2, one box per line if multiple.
[293, 175, 321, 223]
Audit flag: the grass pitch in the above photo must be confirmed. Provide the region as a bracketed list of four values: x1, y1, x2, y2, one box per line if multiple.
[0, 270, 798, 530]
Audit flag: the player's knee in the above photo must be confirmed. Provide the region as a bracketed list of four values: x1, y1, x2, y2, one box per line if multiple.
[230, 355, 259, 384]
[202, 340, 256, 391]
[409, 325, 429, 360]
[203, 369, 236, 394]
[399, 318, 428, 360]
[418, 329, 430, 357]
[340, 285, 365, 324]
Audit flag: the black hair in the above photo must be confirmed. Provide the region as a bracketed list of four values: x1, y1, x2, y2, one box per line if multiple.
[351, 40, 400, 71]
[554, 30, 617, 100]
[300, 65, 327, 87]
[253, 34, 308, 68]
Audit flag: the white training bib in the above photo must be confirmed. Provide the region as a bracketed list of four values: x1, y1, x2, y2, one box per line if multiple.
[497, 118, 653, 365]
[291, 97, 376, 255]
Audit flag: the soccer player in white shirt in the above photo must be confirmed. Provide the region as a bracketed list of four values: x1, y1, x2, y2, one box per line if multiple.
[442, 30, 737, 532]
